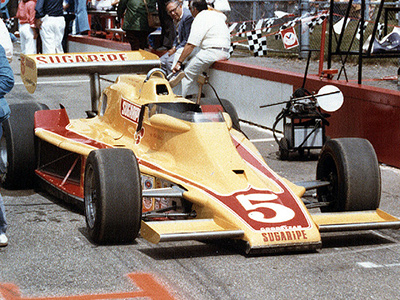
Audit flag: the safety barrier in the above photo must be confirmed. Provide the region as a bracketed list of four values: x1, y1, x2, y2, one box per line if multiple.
[209, 60, 400, 168]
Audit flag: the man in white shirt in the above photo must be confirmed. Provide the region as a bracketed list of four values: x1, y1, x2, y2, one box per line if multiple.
[171, 0, 230, 98]
[0, 19, 13, 62]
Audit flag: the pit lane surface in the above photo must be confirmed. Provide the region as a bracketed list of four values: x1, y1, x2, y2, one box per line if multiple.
[1, 57, 400, 300]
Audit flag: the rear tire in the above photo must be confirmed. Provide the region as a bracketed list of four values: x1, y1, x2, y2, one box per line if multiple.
[316, 138, 381, 212]
[84, 148, 142, 244]
[0, 102, 49, 189]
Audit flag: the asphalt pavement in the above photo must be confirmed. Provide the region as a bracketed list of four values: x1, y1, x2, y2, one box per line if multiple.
[1, 49, 400, 300]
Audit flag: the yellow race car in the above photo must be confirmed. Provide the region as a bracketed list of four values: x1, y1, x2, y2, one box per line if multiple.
[3, 50, 399, 254]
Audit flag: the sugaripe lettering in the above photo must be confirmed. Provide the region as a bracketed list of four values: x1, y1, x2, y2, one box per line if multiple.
[262, 230, 307, 242]
[35, 53, 128, 64]
[121, 99, 141, 124]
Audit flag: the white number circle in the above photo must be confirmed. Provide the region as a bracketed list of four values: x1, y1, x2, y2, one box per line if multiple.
[237, 193, 295, 223]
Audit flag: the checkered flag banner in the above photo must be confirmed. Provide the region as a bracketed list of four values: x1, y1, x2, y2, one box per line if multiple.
[255, 19, 263, 30]
[306, 14, 327, 33]
[276, 19, 297, 39]
[229, 22, 238, 34]
[3, 18, 14, 30]
[376, 23, 384, 40]
[229, 42, 238, 56]
[247, 30, 267, 57]
[356, 21, 368, 40]
[306, 19, 317, 33]
[263, 18, 275, 33]
[316, 14, 327, 25]
[237, 22, 247, 37]
[279, 20, 296, 31]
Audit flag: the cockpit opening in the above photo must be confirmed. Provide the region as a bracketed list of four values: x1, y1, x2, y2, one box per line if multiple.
[147, 102, 224, 123]
[156, 84, 169, 96]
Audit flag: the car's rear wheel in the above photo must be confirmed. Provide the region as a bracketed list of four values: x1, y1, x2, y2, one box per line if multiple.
[316, 138, 381, 212]
[200, 98, 241, 131]
[1, 102, 49, 189]
[84, 148, 142, 244]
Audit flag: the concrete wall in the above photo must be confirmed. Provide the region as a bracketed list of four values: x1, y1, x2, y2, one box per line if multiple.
[204, 69, 293, 130]
[210, 60, 400, 168]
[69, 36, 131, 52]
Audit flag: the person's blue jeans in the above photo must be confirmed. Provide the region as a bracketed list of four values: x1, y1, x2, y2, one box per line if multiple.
[0, 194, 6, 234]
[0, 125, 6, 234]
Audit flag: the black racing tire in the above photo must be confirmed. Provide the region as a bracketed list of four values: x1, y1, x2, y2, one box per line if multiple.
[84, 148, 142, 244]
[0, 102, 49, 189]
[278, 137, 290, 160]
[200, 98, 241, 131]
[316, 138, 381, 212]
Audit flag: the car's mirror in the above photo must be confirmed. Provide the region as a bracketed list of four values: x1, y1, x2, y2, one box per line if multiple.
[316, 85, 344, 112]
[149, 114, 190, 132]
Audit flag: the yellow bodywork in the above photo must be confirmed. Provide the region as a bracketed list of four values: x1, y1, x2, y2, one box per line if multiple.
[27, 51, 400, 254]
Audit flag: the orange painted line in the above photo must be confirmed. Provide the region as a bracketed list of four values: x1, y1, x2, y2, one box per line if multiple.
[0, 273, 177, 300]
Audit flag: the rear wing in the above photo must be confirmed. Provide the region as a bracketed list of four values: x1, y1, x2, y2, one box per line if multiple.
[21, 50, 160, 112]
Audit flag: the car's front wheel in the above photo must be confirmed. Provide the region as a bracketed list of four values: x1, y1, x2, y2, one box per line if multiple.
[84, 148, 142, 244]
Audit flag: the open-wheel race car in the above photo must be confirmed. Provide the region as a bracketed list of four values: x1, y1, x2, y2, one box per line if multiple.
[3, 50, 400, 254]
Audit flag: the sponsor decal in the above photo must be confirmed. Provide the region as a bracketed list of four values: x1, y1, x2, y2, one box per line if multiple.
[281, 27, 299, 49]
[262, 230, 308, 242]
[120, 98, 141, 124]
[35, 53, 128, 64]
[141, 175, 175, 212]
[208, 185, 310, 231]
[134, 128, 145, 145]
[120, 98, 144, 144]
[142, 175, 155, 212]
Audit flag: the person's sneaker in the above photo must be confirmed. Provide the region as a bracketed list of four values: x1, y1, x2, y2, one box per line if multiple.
[0, 233, 8, 247]
[169, 71, 185, 88]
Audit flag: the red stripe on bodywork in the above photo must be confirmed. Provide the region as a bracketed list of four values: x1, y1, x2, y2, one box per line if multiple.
[34, 108, 312, 231]
[138, 136, 312, 231]
[225, 135, 312, 230]
[35, 109, 110, 149]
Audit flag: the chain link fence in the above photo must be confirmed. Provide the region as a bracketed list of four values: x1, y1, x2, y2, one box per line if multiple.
[227, 0, 400, 65]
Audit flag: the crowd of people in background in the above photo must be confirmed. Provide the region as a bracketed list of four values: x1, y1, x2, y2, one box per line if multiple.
[1, 0, 232, 96]
[1, 0, 231, 55]
[2, 0, 90, 55]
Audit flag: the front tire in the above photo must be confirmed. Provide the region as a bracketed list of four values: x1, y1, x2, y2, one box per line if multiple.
[316, 138, 381, 212]
[84, 148, 142, 244]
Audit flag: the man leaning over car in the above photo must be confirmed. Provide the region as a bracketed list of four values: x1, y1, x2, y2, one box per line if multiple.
[171, 0, 230, 98]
